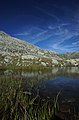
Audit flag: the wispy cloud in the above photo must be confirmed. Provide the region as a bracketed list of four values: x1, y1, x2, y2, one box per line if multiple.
[14, 32, 30, 36]
[48, 23, 69, 30]
[34, 6, 60, 22]
[35, 30, 47, 37]
[50, 3, 74, 14]
[31, 24, 73, 45]
[50, 34, 79, 52]
[48, 23, 79, 52]
[72, 41, 79, 45]
[50, 34, 73, 50]
[14, 19, 79, 52]
[32, 34, 53, 44]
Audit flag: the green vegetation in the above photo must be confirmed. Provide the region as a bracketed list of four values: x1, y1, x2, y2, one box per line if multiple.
[0, 65, 51, 71]
[0, 76, 55, 120]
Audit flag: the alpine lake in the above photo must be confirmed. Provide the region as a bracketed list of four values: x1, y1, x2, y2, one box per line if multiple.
[0, 67, 79, 120]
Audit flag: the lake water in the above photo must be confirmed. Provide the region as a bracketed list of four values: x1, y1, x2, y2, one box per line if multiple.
[0, 67, 79, 117]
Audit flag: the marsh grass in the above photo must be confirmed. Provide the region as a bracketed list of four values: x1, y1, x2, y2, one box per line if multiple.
[0, 74, 78, 120]
[0, 76, 54, 120]
[0, 65, 51, 71]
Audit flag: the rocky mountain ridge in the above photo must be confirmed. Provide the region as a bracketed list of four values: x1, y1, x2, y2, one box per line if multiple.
[0, 31, 79, 67]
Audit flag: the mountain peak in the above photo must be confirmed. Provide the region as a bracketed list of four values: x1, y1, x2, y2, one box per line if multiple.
[0, 31, 10, 37]
[0, 31, 58, 57]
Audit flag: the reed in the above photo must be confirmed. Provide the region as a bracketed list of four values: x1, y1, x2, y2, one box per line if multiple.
[0, 75, 78, 120]
[0, 77, 54, 120]
[0, 65, 51, 71]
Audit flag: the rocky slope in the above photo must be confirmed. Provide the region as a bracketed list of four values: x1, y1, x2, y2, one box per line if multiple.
[62, 52, 79, 59]
[0, 31, 79, 67]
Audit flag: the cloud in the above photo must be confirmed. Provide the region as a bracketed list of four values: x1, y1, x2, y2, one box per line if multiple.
[51, 35, 79, 52]
[49, 25, 79, 52]
[50, 3, 75, 15]
[48, 23, 69, 30]
[27, 27, 44, 33]
[72, 41, 79, 45]
[32, 34, 53, 44]
[35, 30, 47, 37]
[51, 34, 73, 49]
[34, 6, 60, 22]
[48, 26, 57, 30]
[14, 32, 29, 36]
[14, 19, 79, 52]
[32, 24, 71, 45]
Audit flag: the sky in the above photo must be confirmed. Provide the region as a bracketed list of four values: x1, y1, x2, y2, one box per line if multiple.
[0, 0, 79, 53]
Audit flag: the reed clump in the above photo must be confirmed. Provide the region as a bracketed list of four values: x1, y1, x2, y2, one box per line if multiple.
[0, 77, 54, 120]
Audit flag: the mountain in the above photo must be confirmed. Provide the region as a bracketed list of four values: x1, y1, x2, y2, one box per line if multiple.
[0, 31, 58, 57]
[63, 52, 79, 59]
[0, 31, 79, 67]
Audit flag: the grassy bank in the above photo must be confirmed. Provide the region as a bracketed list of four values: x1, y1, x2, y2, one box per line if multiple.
[0, 65, 52, 71]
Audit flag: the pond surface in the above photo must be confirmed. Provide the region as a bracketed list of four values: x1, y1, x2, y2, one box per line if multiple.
[0, 67, 79, 113]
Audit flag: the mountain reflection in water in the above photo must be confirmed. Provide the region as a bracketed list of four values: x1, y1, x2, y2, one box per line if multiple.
[0, 67, 79, 100]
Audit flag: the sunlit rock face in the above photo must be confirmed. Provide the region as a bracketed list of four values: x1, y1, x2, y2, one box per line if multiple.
[0, 31, 79, 67]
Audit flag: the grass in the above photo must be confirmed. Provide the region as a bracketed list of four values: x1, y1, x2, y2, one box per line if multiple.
[0, 65, 52, 71]
[0, 76, 54, 120]
[0, 72, 79, 120]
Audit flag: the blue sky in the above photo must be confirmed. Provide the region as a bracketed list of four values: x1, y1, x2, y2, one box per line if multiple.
[0, 0, 79, 53]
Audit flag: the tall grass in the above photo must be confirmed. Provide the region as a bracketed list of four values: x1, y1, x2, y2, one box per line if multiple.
[0, 74, 79, 120]
[0, 65, 51, 71]
[0, 76, 55, 120]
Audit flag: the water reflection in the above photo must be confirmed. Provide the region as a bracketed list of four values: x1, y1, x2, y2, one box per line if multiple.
[0, 67, 79, 100]
[1, 67, 79, 78]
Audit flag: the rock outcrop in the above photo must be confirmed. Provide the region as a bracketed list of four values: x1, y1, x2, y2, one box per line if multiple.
[0, 31, 79, 67]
